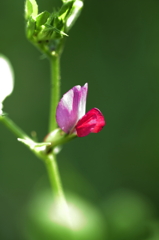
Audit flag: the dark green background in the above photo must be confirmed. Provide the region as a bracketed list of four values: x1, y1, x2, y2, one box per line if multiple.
[1, 0, 159, 239]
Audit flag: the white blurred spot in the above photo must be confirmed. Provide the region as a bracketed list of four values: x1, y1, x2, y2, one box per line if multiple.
[49, 197, 86, 230]
[0, 55, 14, 113]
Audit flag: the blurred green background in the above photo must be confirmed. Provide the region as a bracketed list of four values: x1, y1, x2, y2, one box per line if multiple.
[1, 0, 159, 239]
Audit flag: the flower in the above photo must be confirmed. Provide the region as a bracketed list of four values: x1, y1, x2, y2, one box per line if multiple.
[56, 83, 105, 137]
[0, 55, 14, 115]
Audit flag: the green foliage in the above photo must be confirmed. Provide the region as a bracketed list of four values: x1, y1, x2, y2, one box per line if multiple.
[61, 0, 72, 3]
[18, 138, 51, 149]
[36, 11, 50, 28]
[58, 1, 74, 22]
[65, 0, 83, 31]
[26, 16, 36, 39]
[25, 0, 83, 57]
[25, 0, 38, 20]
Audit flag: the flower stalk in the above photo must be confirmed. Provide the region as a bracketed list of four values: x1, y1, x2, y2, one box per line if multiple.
[49, 55, 61, 132]
[45, 153, 72, 227]
[45, 153, 63, 197]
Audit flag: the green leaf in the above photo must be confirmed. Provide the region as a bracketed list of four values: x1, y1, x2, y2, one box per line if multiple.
[25, 0, 38, 20]
[66, 0, 83, 31]
[46, 13, 55, 26]
[36, 27, 53, 41]
[61, 0, 72, 3]
[57, 0, 84, 32]
[45, 24, 68, 36]
[18, 138, 36, 149]
[58, 1, 73, 22]
[34, 142, 51, 147]
[26, 16, 36, 39]
[36, 11, 50, 28]
[18, 138, 51, 151]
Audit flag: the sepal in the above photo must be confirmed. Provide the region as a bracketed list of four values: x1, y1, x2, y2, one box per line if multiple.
[44, 128, 64, 143]
[44, 128, 76, 153]
[44, 129, 65, 154]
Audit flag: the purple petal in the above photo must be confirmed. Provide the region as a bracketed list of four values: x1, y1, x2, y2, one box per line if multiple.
[56, 83, 88, 133]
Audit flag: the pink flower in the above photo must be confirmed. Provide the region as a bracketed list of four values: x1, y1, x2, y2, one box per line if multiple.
[56, 83, 105, 137]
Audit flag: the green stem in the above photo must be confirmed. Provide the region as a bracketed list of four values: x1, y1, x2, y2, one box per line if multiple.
[49, 55, 61, 132]
[0, 115, 31, 140]
[45, 153, 63, 197]
[45, 153, 72, 226]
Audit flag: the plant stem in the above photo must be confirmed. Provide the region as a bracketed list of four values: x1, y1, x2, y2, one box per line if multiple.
[47, 53, 71, 226]
[45, 153, 72, 227]
[45, 153, 63, 197]
[49, 55, 61, 132]
[0, 115, 31, 140]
